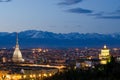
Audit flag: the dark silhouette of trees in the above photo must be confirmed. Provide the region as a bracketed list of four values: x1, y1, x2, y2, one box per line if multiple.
[44, 56, 120, 80]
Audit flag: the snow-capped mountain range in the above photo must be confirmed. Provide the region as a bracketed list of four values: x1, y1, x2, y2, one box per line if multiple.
[0, 30, 120, 48]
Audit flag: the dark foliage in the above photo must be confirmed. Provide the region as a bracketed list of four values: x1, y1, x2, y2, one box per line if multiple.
[44, 57, 120, 80]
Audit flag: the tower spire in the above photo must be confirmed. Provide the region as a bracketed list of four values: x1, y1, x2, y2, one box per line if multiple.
[12, 32, 24, 62]
[16, 32, 18, 45]
[16, 32, 19, 48]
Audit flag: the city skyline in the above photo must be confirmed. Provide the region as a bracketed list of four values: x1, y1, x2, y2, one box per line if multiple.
[0, 0, 120, 33]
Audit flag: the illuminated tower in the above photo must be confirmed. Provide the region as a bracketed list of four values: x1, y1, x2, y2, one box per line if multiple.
[12, 33, 24, 62]
[99, 45, 110, 64]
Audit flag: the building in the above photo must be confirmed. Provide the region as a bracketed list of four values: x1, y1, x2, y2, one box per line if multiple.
[12, 33, 24, 62]
[99, 45, 110, 64]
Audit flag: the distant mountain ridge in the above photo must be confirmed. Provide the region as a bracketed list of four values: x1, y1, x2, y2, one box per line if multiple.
[0, 30, 120, 48]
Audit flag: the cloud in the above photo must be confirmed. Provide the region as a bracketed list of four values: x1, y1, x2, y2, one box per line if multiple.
[58, 0, 83, 5]
[114, 10, 120, 14]
[99, 16, 120, 19]
[58, 0, 120, 19]
[0, 0, 11, 2]
[88, 12, 104, 16]
[85, 9, 120, 19]
[67, 8, 93, 14]
[115, 9, 120, 14]
[94, 10, 120, 19]
[66, 7, 120, 19]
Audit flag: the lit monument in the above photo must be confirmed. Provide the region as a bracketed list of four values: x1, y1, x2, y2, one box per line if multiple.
[99, 45, 110, 64]
[12, 33, 24, 62]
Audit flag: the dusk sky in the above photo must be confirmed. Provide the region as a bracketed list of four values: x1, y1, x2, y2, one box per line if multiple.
[0, 0, 120, 33]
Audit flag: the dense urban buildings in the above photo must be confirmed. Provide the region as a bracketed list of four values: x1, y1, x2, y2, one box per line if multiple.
[0, 44, 120, 79]
[0, 34, 120, 79]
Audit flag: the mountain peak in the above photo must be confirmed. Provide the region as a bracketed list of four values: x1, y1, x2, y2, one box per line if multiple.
[0, 30, 120, 48]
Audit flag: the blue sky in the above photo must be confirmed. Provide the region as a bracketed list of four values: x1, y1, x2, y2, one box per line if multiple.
[0, 0, 120, 33]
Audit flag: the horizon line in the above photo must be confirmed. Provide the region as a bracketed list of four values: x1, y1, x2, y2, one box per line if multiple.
[0, 29, 120, 34]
